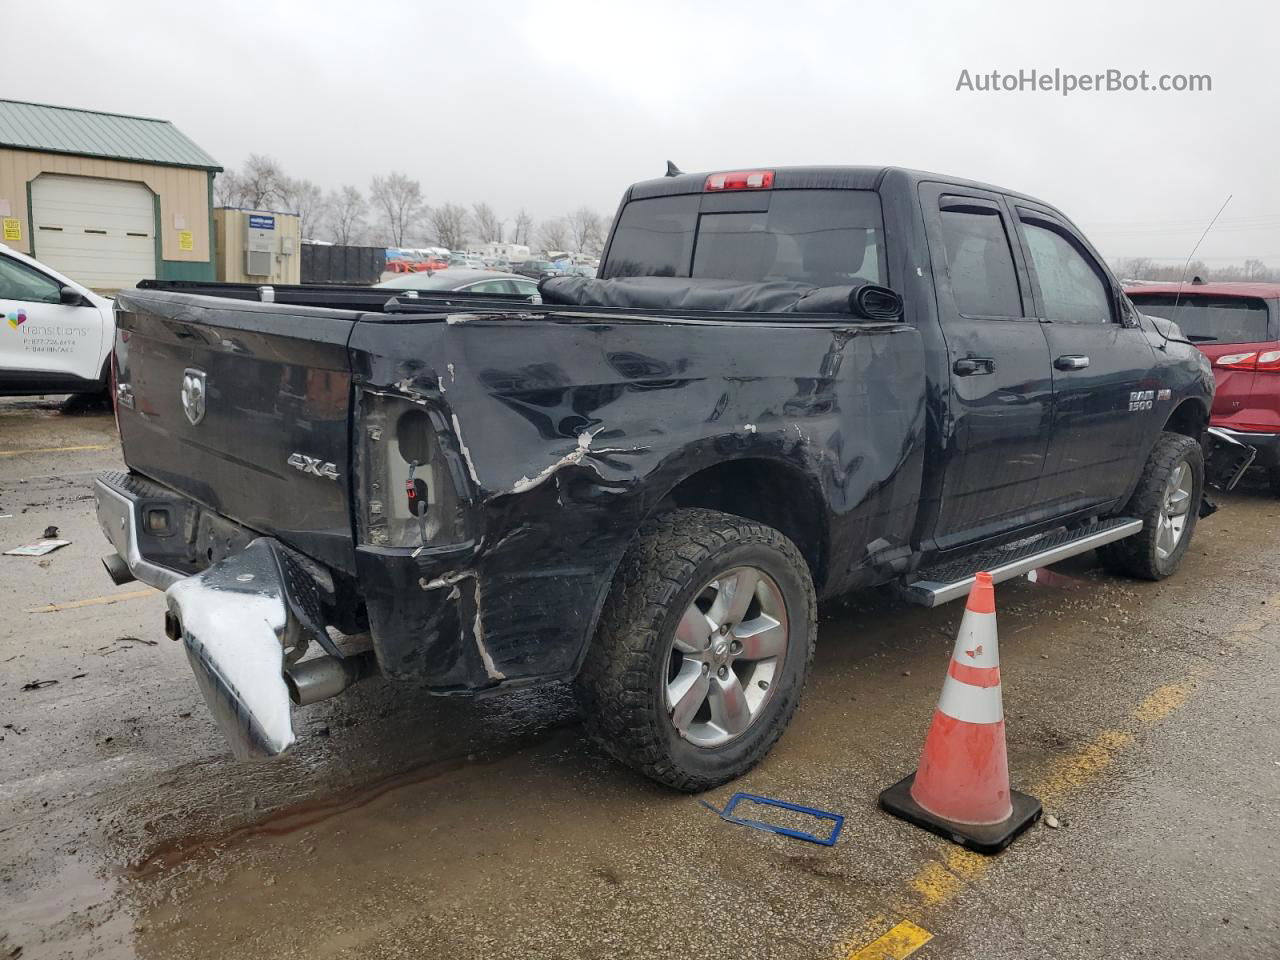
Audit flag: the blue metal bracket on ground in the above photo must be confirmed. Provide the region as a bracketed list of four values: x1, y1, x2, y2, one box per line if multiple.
[701, 792, 844, 846]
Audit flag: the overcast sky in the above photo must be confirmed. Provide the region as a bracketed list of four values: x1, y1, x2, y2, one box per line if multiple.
[10, 0, 1276, 262]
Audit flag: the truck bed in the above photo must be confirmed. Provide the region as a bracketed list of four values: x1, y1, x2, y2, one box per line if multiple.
[111, 282, 926, 689]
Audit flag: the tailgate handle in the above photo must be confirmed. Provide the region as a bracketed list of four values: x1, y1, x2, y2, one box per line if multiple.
[953, 357, 995, 377]
[1054, 355, 1090, 371]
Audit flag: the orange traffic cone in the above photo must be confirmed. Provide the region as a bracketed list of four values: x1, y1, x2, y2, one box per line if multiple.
[879, 572, 1041, 853]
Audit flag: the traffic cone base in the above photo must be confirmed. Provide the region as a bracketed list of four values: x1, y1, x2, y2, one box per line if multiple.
[879, 772, 1042, 855]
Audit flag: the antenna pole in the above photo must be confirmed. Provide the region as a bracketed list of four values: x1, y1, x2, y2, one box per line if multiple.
[1172, 194, 1232, 321]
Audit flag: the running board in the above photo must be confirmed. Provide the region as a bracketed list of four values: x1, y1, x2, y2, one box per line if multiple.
[902, 517, 1143, 608]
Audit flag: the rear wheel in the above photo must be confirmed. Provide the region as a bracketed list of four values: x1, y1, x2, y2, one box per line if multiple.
[1098, 432, 1203, 580]
[576, 508, 816, 792]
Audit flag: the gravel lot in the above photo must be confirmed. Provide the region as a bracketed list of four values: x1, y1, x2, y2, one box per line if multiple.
[1, 396, 1278, 959]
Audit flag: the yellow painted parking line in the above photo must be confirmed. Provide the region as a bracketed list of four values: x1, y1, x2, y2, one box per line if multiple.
[901, 664, 1212, 914]
[0, 443, 114, 457]
[26, 589, 154, 613]
[846, 920, 933, 960]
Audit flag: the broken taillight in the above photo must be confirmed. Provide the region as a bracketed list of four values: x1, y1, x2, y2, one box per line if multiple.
[354, 391, 469, 550]
[704, 170, 775, 192]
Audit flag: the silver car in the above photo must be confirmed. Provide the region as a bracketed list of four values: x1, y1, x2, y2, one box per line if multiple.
[375, 268, 542, 302]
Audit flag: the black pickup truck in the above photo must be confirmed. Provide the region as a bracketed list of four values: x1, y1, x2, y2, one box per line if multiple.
[95, 165, 1247, 791]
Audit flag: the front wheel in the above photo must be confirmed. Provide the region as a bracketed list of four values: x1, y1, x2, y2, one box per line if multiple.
[1098, 432, 1204, 581]
[575, 509, 816, 792]
[1268, 467, 1280, 499]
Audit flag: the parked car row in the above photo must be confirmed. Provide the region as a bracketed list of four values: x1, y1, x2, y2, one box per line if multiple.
[385, 247, 601, 279]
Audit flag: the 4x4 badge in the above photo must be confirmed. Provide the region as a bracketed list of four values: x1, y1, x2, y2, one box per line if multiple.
[287, 452, 340, 481]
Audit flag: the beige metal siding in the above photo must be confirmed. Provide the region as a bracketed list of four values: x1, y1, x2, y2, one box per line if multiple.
[0, 147, 209, 261]
[214, 208, 301, 284]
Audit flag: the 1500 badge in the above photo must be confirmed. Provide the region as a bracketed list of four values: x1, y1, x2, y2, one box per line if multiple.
[287, 453, 340, 480]
[1129, 389, 1156, 412]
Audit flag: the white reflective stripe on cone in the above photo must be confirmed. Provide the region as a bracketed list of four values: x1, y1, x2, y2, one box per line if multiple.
[936, 673, 1005, 724]
[951, 608, 1000, 668]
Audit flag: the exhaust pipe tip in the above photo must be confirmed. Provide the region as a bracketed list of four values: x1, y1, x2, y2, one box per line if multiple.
[284, 652, 376, 706]
[102, 552, 136, 586]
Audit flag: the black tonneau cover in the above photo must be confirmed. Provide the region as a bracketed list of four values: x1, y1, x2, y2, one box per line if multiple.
[539, 276, 904, 320]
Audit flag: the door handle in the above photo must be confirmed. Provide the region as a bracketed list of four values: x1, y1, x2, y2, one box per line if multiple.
[1054, 355, 1090, 371]
[953, 357, 995, 377]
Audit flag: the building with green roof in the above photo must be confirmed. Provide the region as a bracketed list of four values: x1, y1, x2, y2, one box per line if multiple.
[0, 99, 221, 291]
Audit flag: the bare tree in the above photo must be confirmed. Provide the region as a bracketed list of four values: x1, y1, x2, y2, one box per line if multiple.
[326, 185, 367, 246]
[213, 154, 287, 209]
[567, 207, 604, 254]
[428, 203, 469, 251]
[279, 177, 328, 239]
[538, 217, 569, 252]
[470, 202, 502, 244]
[239, 154, 287, 208]
[513, 209, 534, 247]
[369, 172, 426, 247]
[1244, 258, 1269, 280]
[1112, 256, 1154, 281]
[213, 170, 246, 207]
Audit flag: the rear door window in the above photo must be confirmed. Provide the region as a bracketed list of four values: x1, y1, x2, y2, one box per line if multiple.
[603, 189, 885, 284]
[937, 201, 1023, 318]
[1127, 294, 1272, 343]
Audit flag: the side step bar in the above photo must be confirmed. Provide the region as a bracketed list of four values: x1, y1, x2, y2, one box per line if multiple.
[902, 517, 1143, 608]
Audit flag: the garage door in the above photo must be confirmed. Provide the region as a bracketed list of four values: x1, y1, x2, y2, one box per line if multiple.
[30, 174, 156, 292]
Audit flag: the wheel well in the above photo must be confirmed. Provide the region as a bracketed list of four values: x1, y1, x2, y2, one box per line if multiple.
[1164, 399, 1208, 440]
[660, 459, 827, 589]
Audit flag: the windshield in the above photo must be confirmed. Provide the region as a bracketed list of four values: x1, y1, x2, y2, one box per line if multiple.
[1129, 293, 1272, 343]
[603, 188, 886, 285]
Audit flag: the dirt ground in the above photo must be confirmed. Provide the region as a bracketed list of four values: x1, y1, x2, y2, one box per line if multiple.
[1, 395, 1277, 960]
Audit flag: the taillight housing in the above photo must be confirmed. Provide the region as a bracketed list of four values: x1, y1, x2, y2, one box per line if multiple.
[1216, 347, 1280, 372]
[704, 170, 775, 192]
[354, 391, 469, 549]
[1257, 349, 1280, 372]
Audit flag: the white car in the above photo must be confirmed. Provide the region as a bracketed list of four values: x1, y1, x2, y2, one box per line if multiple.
[0, 243, 114, 397]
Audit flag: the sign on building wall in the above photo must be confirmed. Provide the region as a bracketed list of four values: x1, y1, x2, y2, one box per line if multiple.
[2, 218, 20, 242]
[178, 230, 194, 251]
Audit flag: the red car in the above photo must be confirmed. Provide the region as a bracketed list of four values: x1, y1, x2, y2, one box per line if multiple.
[1127, 282, 1280, 496]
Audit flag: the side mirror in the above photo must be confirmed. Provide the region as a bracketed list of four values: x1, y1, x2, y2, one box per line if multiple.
[59, 286, 84, 306]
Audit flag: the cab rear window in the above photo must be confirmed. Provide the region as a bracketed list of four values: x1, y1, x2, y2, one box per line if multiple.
[1128, 294, 1272, 343]
[603, 189, 886, 286]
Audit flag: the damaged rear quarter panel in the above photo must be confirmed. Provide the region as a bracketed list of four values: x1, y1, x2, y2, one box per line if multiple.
[347, 311, 926, 688]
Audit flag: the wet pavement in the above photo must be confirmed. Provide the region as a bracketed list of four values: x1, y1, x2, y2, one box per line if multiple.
[1, 395, 1277, 959]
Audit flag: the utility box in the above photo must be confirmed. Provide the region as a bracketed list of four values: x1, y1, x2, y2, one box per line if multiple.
[213, 207, 300, 284]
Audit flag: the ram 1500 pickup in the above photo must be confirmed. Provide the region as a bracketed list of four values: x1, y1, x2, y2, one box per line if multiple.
[95, 165, 1244, 791]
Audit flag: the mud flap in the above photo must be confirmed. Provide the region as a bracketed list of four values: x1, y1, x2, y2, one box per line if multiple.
[1205, 427, 1256, 493]
[165, 538, 325, 760]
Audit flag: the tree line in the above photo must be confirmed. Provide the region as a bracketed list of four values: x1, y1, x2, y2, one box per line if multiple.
[1111, 257, 1280, 283]
[214, 154, 608, 254]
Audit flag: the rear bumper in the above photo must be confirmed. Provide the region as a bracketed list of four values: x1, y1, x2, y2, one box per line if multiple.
[166, 539, 302, 759]
[93, 474, 188, 590]
[1211, 426, 1279, 470]
[95, 471, 341, 760]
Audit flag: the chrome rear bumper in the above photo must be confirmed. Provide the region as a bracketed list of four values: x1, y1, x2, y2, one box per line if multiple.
[95, 471, 365, 761]
[166, 538, 302, 760]
[93, 475, 186, 590]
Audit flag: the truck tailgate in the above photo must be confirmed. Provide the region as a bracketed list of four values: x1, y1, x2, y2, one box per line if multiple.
[112, 290, 359, 572]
